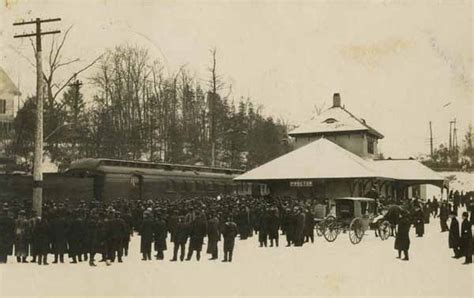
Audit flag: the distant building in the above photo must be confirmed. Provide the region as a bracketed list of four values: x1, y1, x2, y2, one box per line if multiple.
[289, 93, 383, 159]
[0, 67, 20, 136]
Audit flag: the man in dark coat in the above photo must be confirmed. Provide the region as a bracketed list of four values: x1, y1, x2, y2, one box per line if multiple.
[50, 209, 69, 264]
[108, 211, 127, 263]
[28, 212, 40, 263]
[460, 211, 472, 265]
[121, 210, 132, 257]
[304, 208, 315, 244]
[257, 208, 268, 247]
[170, 216, 188, 262]
[431, 197, 439, 218]
[140, 209, 154, 261]
[395, 211, 410, 261]
[14, 210, 30, 263]
[85, 211, 100, 266]
[167, 211, 179, 243]
[294, 207, 306, 247]
[68, 210, 86, 263]
[186, 211, 207, 261]
[267, 207, 280, 247]
[413, 206, 425, 237]
[284, 208, 295, 246]
[153, 211, 167, 260]
[236, 207, 250, 240]
[206, 213, 220, 260]
[32, 216, 50, 265]
[222, 216, 238, 262]
[448, 212, 461, 258]
[0, 207, 15, 263]
[439, 202, 449, 232]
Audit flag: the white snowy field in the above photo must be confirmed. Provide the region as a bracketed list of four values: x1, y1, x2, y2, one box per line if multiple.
[1, 214, 472, 298]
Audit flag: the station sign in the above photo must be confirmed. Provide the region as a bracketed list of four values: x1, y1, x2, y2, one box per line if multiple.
[289, 180, 313, 187]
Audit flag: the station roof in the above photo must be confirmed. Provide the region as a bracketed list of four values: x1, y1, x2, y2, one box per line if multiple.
[288, 106, 384, 139]
[235, 138, 445, 186]
[235, 138, 378, 181]
[0, 67, 21, 96]
[367, 159, 446, 183]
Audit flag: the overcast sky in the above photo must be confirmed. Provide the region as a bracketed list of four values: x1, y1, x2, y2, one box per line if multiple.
[0, 0, 472, 158]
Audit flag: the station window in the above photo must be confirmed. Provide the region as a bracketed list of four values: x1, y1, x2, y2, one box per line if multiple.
[0, 99, 6, 114]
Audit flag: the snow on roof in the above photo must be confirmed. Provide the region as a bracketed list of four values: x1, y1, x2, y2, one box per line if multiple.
[235, 138, 445, 184]
[289, 106, 384, 139]
[368, 159, 446, 182]
[0, 67, 21, 96]
[235, 138, 378, 181]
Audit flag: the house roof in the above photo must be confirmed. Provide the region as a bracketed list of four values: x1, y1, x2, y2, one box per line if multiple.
[0, 67, 21, 96]
[235, 138, 378, 181]
[289, 106, 384, 139]
[235, 138, 445, 185]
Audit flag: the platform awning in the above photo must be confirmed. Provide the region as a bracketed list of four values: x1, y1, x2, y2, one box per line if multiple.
[367, 159, 446, 187]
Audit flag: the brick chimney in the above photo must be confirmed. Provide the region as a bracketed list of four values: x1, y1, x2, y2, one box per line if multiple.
[333, 93, 341, 108]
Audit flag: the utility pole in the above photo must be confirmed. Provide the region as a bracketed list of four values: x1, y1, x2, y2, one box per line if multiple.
[68, 79, 82, 160]
[14, 17, 61, 217]
[449, 120, 453, 152]
[429, 121, 433, 158]
[453, 118, 457, 151]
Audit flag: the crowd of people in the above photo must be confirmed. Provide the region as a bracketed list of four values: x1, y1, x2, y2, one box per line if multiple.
[388, 190, 473, 264]
[0, 190, 472, 267]
[0, 195, 323, 266]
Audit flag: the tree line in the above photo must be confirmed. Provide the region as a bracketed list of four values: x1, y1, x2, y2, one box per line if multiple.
[7, 44, 291, 172]
[421, 124, 474, 171]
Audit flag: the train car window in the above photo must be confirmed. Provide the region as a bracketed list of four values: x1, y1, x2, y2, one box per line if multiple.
[181, 180, 189, 192]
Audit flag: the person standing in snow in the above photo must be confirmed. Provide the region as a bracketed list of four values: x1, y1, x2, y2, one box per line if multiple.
[395, 211, 411, 261]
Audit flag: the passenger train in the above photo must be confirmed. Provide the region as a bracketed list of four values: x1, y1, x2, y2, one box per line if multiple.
[0, 158, 269, 202]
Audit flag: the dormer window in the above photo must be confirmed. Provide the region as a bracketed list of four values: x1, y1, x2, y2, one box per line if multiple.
[323, 118, 338, 124]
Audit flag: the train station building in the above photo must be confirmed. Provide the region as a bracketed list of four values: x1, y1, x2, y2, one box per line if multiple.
[235, 93, 447, 200]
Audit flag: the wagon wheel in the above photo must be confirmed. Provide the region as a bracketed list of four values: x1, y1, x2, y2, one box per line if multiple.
[323, 216, 339, 242]
[315, 222, 324, 237]
[349, 217, 364, 244]
[378, 220, 391, 241]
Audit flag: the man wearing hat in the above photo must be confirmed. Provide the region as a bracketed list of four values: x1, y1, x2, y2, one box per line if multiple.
[51, 206, 69, 264]
[139, 209, 154, 261]
[460, 211, 472, 264]
[206, 212, 220, 260]
[0, 205, 15, 263]
[170, 216, 188, 262]
[221, 216, 238, 262]
[186, 210, 207, 261]
[413, 205, 425, 237]
[294, 207, 306, 247]
[85, 210, 100, 266]
[153, 210, 167, 260]
[14, 210, 30, 263]
[32, 213, 50, 265]
[395, 210, 411, 261]
[448, 211, 461, 259]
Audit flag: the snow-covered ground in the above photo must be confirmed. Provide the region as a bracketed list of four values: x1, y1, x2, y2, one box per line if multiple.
[0, 211, 472, 297]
